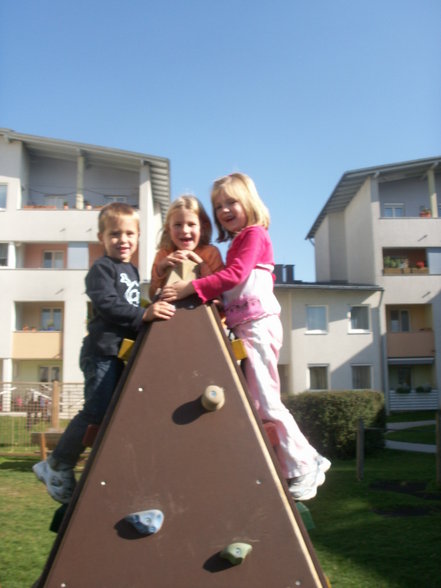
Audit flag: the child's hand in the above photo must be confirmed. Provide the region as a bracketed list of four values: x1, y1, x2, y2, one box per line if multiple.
[184, 251, 203, 264]
[161, 280, 195, 302]
[159, 250, 203, 274]
[142, 300, 176, 322]
[157, 251, 188, 275]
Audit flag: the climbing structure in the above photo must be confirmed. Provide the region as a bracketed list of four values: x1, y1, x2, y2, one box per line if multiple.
[36, 298, 328, 587]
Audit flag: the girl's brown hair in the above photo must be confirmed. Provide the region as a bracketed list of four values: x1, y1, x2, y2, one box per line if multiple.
[210, 172, 270, 242]
[157, 195, 213, 251]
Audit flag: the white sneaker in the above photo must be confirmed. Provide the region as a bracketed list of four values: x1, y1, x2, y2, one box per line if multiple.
[317, 455, 331, 474]
[288, 462, 326, 501]
[33, 460, 76, 504]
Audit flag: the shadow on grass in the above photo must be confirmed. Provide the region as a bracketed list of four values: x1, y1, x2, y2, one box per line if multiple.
[309, 451, 441, 587]
[0, 456, 38, 472]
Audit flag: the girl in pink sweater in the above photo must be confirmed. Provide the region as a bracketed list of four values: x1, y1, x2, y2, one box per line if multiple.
[162, 173, 330, 500]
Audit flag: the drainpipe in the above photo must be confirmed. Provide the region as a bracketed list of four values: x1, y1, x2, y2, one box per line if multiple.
[76, 151, 85, 209]
[428, 167, 438, 218]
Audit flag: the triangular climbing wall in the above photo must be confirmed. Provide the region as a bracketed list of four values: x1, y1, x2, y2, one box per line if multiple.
[36, 300, 328, 587]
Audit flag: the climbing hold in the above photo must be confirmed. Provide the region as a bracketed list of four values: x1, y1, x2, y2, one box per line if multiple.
[220, 542, 253, 565]
[201, 385, 225, 411]
[118, 338, 135, 361]
[125, 509, 164, 535]
[231, 338, 247, 360]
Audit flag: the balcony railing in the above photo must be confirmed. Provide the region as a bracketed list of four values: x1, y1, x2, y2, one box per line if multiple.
[12, 331, 63, 359]
[387, 330, 435, 358]
[383, 267, 429, 275]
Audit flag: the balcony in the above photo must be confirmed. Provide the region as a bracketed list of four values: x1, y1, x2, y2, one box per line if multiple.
[383, 249, 428, 275]
[386, 330, 435, 359]
[12, 331, 63, 359]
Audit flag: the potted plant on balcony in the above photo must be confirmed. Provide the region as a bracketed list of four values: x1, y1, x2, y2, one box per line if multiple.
[416, 384, 432, 393]
[63, 202, 69, 210]
[419, 208, 431, 218]
[412, 260, 428, 274]
[383, 256, 402, 275]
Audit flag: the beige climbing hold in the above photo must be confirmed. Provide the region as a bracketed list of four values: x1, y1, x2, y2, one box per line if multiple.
[201, 385, 225, 411]
[220, 542, 253, 565]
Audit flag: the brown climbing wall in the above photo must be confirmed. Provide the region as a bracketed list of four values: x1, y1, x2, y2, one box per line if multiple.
[38, 302, 327, 588]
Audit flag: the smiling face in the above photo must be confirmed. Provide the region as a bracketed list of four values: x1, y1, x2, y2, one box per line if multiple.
[168, 209, 201, 251]
[213, 190, 248, 236]
[98, 215, 139, 263]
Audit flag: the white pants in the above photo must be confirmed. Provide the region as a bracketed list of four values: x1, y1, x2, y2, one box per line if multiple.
[234, 315, 317, 479]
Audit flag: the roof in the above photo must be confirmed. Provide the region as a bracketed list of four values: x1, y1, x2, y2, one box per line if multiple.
[0, 128, 171, 220]
[306, 155, 441, 240]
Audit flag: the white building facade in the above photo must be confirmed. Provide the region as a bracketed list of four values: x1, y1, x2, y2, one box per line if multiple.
[305, 157, 441, 411]
[0, 129, 170, 395]
[1, 131, 439, 414]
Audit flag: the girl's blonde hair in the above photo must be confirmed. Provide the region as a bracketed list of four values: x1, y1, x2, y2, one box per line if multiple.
[98, 202, 139, 234]
[158, 195, 213, 250]
[210, 172, 270, 242]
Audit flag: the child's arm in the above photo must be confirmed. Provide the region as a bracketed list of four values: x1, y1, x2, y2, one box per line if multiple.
[161, 280, 195, 302]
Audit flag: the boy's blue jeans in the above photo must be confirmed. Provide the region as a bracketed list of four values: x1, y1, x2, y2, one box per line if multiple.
[50, 354, 125, 468]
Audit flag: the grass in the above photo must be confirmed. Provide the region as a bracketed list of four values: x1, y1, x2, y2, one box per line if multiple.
[0, 457, 56, 588]
[386, 410, 436, 423]
[0, 450, 440, 588]
[386, 425, 436, 445]
[309, 450, 441, 588]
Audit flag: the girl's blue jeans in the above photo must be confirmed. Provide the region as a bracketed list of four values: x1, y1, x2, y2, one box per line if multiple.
[50, 354, 125, 468]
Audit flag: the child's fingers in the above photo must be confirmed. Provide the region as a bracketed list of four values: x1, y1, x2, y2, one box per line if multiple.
[160, 286, 176, 302]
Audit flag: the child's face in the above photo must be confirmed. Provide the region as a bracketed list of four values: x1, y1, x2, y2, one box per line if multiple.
[168, 209, 201, 251]
[98, 215, 139, 263]
[213, 191, 247, 235]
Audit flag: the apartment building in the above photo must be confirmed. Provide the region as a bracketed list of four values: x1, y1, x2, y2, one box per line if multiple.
[304, 157, 441, 411]
[274, 279, 383, 398]
[0, 129, 170, 404]
[1, 130, 439, 414]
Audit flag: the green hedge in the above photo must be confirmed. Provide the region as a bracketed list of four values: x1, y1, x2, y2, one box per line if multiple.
[285, 390, 386, 459]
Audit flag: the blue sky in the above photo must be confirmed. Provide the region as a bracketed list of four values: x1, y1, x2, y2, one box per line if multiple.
[1, 0, 440, 281]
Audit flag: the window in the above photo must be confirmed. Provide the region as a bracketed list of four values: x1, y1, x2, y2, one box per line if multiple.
[398, 367, 411, 389]
[308, 366, 328, 390]
[306, 306, 327, 333]
[45, 195, 66, 209]
[390, 309, 410, 332]
[41, 308, 62, 330]
[105, 195, 127, 203]
[352, 365, 372, 389]
[0, 243, 7, 266]
[0, 185, 6, 209]
[384, 203, 404, 217]
[39, 366, 60, 382]
[349, 306, 370, 332]
[43, 251, 64, 269]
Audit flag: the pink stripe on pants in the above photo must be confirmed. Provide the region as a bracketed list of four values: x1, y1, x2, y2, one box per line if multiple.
[234, 315, 317, 479]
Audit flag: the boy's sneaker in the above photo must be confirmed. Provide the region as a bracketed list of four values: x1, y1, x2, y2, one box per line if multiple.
[33, 460, 76, 504]
[288, 461, 326, 502]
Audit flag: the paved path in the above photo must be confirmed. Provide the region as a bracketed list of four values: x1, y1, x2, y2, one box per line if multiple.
[385, 420, 437, 454]
[386, 420, 436, 430]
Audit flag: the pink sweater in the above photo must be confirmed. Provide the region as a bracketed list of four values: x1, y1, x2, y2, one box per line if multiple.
[193, 225, 280, 327]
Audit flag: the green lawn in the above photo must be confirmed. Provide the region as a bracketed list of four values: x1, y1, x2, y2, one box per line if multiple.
[386, 410, 436, 423]
[386, 425, 436, 445]
[309, 450, 440, 587]
[1, 450, 440, 588]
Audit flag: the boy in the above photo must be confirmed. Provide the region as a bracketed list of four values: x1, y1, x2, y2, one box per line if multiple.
[33, 203, 175, 503]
